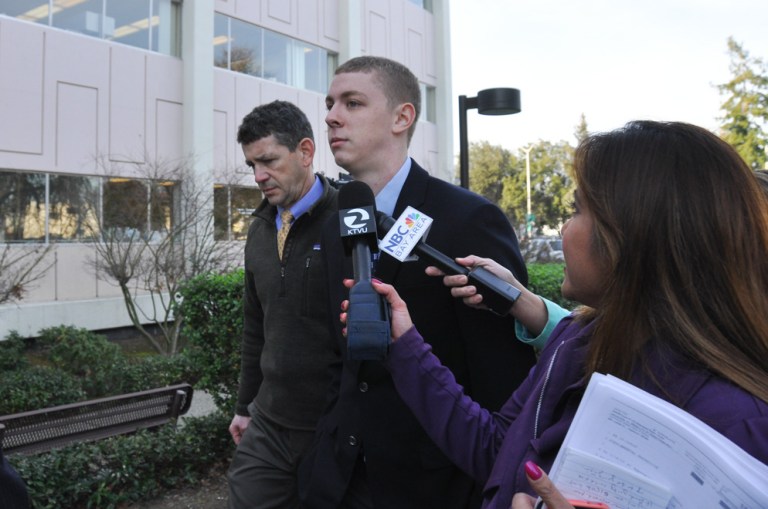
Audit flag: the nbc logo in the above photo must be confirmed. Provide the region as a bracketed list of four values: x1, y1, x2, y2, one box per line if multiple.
[404, 213, 420, 228]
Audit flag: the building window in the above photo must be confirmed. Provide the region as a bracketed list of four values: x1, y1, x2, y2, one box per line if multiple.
[213, 13, 335, 94]
[214, 184, 260, 241]
[102, 177, 177, 241]
[407, 0, 433, 12]
[48, 174, 100, 242]
[420, 84, 436, 123]
[1, 0, 181, 57]
[0, 170, 46, 243]
[0, 170, 184, 244]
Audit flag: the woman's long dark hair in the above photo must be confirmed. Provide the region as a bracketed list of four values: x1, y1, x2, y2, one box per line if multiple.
[575, 121, 768, 403]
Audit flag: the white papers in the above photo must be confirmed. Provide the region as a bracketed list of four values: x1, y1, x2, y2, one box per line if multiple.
[548, 373, 768, 509]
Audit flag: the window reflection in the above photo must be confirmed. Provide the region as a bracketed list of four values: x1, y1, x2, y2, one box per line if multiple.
[149, 180, 176, 239]
[1, 0, 55, 24]
[51, 0, 103, 37]
[0, 171, 186, 244]
[213, 13, 334, 93]
[103, 178, 148, 240]
[0, 171, 46, 242]
[105, 0, 152, 50]
[264, 30, 289, 84]
[231, 186, 260, 240]
[213, 184, 260, 241]
[213, 13, 230, 70]
[229, 18, 262, 76]
[4, 0, 180, 56]
[48, 174, 99, 242]
[294, 41, 328, 94]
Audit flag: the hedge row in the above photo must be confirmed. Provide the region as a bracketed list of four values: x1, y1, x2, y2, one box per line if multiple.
[0, 326, 196, 416]
[11, 412, 233, 509]
[2, 262, 569, 508]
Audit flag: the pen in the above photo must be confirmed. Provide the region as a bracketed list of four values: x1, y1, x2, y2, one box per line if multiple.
[534, 498, 610, 509]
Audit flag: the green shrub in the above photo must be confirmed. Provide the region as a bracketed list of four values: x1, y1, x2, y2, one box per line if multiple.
[119, 354, 199, 394]
[37, 325, 126, 397]
[178, 269, 244, 414]
[526, 263, 578, 310]
[10, 412, 234, 509]
[0, 367, 86, 415]
[0, 330, 28, 371]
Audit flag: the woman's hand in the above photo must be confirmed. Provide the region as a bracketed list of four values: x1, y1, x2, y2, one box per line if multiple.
[510, 461, 576, 509]
[425, 255, 519, 311]
[341, 279, 414, 341]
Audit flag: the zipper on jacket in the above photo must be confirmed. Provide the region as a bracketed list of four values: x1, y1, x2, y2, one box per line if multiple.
[534, 340, 566, 439]
[301, 256, 311, 315]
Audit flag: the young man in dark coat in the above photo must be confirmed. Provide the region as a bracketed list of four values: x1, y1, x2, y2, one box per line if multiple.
[299, 56, 535, 509]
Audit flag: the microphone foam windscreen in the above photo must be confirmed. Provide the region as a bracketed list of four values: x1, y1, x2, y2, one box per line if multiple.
[338, 180, 376, 210]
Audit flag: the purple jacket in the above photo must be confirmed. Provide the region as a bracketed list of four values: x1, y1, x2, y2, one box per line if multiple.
[386, 315, 768, 509]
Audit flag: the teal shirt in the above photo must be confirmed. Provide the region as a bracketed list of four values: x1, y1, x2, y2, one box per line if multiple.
[514, 297, 570, 349]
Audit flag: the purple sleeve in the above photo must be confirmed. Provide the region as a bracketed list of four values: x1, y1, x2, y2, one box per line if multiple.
[384, 326, 536, 484]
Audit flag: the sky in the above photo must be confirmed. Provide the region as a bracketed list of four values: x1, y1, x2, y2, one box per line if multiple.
[448, 0, 768, 154]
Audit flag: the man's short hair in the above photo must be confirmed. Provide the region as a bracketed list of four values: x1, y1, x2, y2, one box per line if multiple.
[237, 100, 314, 149]
[335, 56, 421, 143]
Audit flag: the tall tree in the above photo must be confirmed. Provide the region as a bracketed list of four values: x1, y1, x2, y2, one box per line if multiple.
[464, 140, 519, 204]
[458, 140, 574, 235]
[501, 142, 574, 235]
[86, 155, 239, 355]
[717, 37, 768, 170]
[574, 113, 590, 145]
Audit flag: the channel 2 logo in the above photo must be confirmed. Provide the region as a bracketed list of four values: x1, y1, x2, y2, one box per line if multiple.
[343, 208, 370, 229]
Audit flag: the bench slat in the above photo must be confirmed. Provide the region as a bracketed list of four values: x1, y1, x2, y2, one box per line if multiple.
[0, 383, 194, 455]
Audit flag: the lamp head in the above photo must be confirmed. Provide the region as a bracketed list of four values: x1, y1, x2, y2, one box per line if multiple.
[477, 88, 521, 115]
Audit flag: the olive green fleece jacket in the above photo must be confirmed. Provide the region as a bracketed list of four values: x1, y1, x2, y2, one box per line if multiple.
[236, 175, 339, 430]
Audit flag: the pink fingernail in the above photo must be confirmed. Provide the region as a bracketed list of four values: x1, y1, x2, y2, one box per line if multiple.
[525, 461, 543, 480]
[372, 278, 383, 284]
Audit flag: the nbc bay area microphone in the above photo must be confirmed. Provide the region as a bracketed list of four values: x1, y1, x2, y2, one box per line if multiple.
[338, 181, 391, 360]
[375, 210, 521, 316]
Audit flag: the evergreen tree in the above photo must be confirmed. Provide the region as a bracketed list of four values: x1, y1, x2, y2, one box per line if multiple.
[574, 113, 590, 144]
[717, 37, 768, 170]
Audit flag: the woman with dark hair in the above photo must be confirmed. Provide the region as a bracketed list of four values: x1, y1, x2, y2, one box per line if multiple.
[341, 121, 768, 508]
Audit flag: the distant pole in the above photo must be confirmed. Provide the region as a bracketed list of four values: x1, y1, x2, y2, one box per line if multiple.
[522, 145, 533, 237]
[457, 88, 521, 189]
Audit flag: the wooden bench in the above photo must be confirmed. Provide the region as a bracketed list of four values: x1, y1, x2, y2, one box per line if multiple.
[0, 383, 194, 455]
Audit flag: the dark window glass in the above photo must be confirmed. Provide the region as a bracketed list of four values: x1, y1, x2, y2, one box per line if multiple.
[213, 185, 228, 241]
[213, 185, 260, 241]
[229, 18, 262, 76]
[294, 41, 328, 94]
[263, 30, 289, 84]
[105, 0, 151, 50]
[149, 181, 176, 239]
[213, 13, 230, 69]
[51, 0, 103, 37]
[0, 171, 46, 243]
[103, 178, 148, 239]
[1, 0, 50, 25]
[151, 0, 180, 55]
[231, 186, 260, 241]
[48, 174, 100, 242]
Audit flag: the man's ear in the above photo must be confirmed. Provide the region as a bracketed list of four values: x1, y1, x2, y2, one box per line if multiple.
[298, 137, 315, 166]
[393, 103, 416, 136]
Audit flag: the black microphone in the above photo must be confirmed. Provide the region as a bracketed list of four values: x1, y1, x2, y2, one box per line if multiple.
[338, 181, 390, 360]
[376, 211, 521, 315]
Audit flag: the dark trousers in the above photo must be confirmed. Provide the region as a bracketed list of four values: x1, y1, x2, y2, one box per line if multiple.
[227, 412, 315, 509]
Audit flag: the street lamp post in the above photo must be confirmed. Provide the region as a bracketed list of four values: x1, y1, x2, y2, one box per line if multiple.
[521, 145, 533, 237]
[458, 88, 521, 189]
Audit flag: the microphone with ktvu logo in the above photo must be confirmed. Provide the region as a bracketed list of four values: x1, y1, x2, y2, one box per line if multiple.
[376, 207, 522, 315]
[338, 181, 391, 360]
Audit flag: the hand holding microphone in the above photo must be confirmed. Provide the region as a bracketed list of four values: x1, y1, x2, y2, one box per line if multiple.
[338, 181, 391, 360]
[375, 209, 521, 315]
[426, 255, 519, 311]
